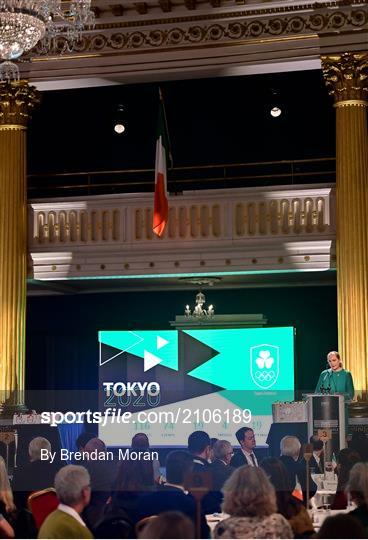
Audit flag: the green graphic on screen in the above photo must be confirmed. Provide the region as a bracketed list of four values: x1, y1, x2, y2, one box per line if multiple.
[99, 327, 295, 446]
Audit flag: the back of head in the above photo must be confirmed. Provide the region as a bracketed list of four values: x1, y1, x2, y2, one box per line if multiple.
[213, 440, 232, 462]
[261, 457, 292, 492]
[187, 431, 210, 455]
[349, 432, 368, 461]
[210, 438, 218, 448]
[29, 437, 51, 462]
[347, 462, 368, 507]
[115, 459, 154, 491]
[317, 514, 365, 539]
[84, 437, 106, 453]
[132, 433, 150, 450]
[55, 465, 90, 506]
[337, 448, 361, 487]
[138, 511, 195, 539]
[166, 451, 193, 485]
[76, 432, 95, 451]
[310, 436, 324, 452]
[222, 465, 276, 518]
[94, 514, 134, 539]
[280, 436, 301, 460]
[260, 458, 299, 519]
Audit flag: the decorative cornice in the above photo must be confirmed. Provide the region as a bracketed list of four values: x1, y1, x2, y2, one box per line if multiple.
[33, 7, 368, 55]
[91, 0, 368, 20]
[322, 52, 368, 105]
[0, 81, 40, 128]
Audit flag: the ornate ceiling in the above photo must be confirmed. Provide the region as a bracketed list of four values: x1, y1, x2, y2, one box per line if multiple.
[19, 0, 368, 89]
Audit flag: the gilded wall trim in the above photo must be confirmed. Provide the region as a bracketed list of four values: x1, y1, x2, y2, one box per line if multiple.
[33, 8, 368, 55]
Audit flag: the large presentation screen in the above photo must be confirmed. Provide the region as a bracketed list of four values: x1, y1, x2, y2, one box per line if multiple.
[98, 327, 295, 447]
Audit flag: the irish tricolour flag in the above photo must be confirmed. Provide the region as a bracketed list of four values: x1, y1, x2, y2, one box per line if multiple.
[153, 90, 171, 237]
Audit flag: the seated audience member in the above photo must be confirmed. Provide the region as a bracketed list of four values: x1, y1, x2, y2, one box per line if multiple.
[261, 457, 314, 538]
[38, 465, 93, 539]
[138, 511, 195, 539]
[331, 448, 361, 510]
[82, 438, 117, 530]
[76, 433, 96, 453]
[230, 427, 258, 468]
[132, 433, 160, 483]
[12, 437, 61, 509]
[108, 459, 155, 524]
[316, 513, 365, 539]
[0, 456, 16, 521]
[309, 436, 324, 474]
[214, 466, 293, 539]
[188, 431, 211, 470]
[188, 430, 221, 513]
[349, 432, 368, 462]
[347, 462, 368, 534]
[210, 440, 234, 491]
[94, 512, 134, 539]
[279, 436, 317, 503]
[137, 450, 209, 538]
[209, 438, 219, 464]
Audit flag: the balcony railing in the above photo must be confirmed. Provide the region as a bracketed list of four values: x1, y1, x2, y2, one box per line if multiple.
[29, 183, 335, 280]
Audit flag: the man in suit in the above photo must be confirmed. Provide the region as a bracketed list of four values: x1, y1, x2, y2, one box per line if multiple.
[187, 430, 220, 513]
[38, 465, 93, 539]
[230, 427, 259, 468]
[137, 450, 209, 538]
[279, 435, 317, 503]
[188, 430, 211, 471]
[210, 440, 234, 491]
[309, 436, 324, 474]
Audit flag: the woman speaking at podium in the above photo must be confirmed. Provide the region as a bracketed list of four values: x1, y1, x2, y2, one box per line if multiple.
[315, 351, 354, 400]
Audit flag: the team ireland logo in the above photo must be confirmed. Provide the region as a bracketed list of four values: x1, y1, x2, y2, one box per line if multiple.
[250, 344, 279, 389]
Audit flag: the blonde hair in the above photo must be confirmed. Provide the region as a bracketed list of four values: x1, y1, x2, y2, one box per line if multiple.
[327, 351, 342, 366]
[347, 462, 368, 507]
[222, 465, 277, 517]
[0, 456, 16, 514]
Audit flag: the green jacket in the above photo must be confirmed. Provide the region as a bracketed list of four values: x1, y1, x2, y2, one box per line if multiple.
[38, 509, 93, 539]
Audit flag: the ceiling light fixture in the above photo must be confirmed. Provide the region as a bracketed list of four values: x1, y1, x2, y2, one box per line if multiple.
[185, 290, 214, 320]
[270, 106, 282, 118]
[0, 0, 94, 81]
[114, 104, 126, 134]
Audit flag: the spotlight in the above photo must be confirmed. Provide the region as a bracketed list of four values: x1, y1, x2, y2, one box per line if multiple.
[268, 88, 282, 118]
[270, 106, 282, 118]
[114, 104, 126, 134]
[114, 123, 125, 134]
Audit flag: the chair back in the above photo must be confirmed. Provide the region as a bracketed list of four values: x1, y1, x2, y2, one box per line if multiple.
[28, 487, 59, 529]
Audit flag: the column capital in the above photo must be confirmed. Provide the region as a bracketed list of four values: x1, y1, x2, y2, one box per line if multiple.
[321, 52, 368, 107]
[0, 80, 40, 129]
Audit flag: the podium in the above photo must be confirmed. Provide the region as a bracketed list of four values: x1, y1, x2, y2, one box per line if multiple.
[305, 393, 346, 459]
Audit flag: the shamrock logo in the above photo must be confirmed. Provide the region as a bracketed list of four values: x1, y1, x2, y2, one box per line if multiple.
[255, 350, 274, 369]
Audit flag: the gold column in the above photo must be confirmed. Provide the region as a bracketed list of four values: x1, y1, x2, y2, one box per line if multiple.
[0, 81, 40, 414]
[322, 52, 368, 396]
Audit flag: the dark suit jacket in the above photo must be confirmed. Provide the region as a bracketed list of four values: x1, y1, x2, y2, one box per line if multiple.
[210, 460, 234, 491]
[279, 455, 317, 503]
[230, 450, 258, 468]
[12, 459, 62, 509]
[230, 450, 247, 468]
[309, 454, 324, 474]
[137, 485, 210, 538]
[190, 455, 221, 514]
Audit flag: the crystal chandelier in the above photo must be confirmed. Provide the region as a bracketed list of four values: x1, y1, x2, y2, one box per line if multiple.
[0, 0, 94, 80]
[185, 291, 214, 320]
